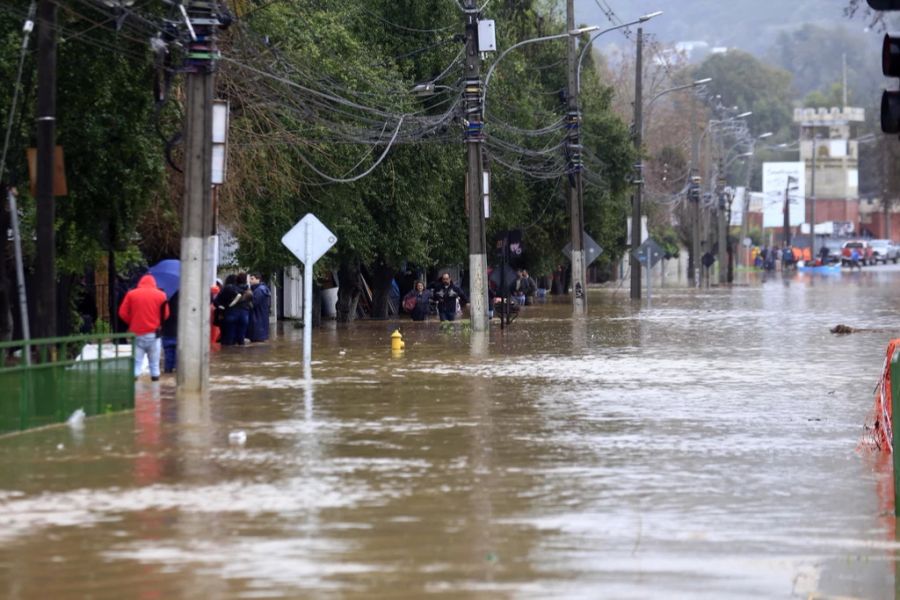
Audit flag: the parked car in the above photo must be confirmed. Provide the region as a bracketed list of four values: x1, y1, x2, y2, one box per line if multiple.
[841, 240, 874, 266]
[868, 239, 899, 264]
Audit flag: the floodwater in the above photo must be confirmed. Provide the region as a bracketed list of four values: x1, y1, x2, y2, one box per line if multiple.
[1, 269, 899, 599]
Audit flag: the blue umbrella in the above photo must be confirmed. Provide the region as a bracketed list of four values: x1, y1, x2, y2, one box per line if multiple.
[148, 259, 180, 299]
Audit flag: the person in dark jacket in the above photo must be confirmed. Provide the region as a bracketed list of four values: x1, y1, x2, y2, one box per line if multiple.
[118, 274, 169, 380]
[432, 272, 468, 322]
[214, 274, 243, 346]
[402, 280, 432, 321]
[160, 291, 178, 373]
[248, 273, 271, 342]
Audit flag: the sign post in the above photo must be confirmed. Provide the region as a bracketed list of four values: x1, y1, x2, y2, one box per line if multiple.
[281, 214, 337, 373]
[633, 238, 664, 308]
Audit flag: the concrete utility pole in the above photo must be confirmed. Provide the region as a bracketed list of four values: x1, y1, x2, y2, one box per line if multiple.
[810, 135, 817, 260]
[463, 0, 487, 332]
[566, 0, 586, 313]
[35, 0, 57, 339]
[717, 150, 727, 284]
[783, 177, 793, 247]
[177, 1, 218, 394]
[690, 94, 701, 288]
[630, 27, 643, 300]
[740, 158, 753, 269]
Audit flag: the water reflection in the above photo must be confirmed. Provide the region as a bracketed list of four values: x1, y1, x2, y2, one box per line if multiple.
[1, 279, 899, 597]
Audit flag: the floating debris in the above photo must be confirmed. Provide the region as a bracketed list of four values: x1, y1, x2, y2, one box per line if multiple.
[66, 408, 85, 429]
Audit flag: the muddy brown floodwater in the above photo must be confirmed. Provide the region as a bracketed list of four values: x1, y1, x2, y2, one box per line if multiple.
[1, 270, 899, 599]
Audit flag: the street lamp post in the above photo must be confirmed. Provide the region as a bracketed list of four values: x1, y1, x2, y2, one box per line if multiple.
[702, 111, 751, 285]
[572, 11, 660, 304]
[639, 77, 709, 288]
[739, 132, 771, 270]
[482, 23, 600, 328]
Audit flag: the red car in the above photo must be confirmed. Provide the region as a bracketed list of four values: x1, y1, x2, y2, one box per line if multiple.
[841, 241, 874, 266]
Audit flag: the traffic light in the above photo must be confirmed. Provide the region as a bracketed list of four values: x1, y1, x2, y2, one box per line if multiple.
[883, 34, 900, 133]
[868, 0, 900, 8]
[870, 1, 900, 132]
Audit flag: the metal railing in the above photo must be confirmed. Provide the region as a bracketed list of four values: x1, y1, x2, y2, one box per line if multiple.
[0, 333, 135, 434]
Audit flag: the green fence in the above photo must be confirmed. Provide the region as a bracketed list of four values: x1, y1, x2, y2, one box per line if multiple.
[0, 333, 135, 435]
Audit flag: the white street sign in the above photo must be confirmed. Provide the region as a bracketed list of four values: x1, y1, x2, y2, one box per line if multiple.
[281, 213, 337, 265]
[281, 213, 337, 374]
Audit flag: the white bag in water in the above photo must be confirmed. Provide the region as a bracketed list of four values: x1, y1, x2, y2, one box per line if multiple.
[66, 408, 85, 429]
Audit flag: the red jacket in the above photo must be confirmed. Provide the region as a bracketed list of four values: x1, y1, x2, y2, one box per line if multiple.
[118, 274, 169, 336]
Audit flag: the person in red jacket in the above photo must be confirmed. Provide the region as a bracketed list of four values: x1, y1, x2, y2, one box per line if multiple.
[118, 274, 169, 381]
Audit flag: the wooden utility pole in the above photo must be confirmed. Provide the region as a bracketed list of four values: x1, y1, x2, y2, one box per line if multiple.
[566, 0, 587, 312]
[35, 0, 57, 339]
[630, 28, 643, 300]
[463, 0, 487, 332]
[177, 1, 217, 394]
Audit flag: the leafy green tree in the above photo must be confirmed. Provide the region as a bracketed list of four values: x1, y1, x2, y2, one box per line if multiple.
[692, 51, 794, 138]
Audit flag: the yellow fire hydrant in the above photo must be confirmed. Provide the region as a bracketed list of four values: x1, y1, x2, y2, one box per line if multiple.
[391, 329, 405, 352]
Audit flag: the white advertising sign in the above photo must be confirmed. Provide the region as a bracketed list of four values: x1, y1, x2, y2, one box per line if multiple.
[762, 162, 805, 229]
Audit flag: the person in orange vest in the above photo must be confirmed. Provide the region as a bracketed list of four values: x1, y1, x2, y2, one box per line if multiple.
[118, 274, 169, 381]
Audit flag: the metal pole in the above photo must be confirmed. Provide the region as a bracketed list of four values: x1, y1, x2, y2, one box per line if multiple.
[35, 0, 57, 339]
[464, 1, 487, 332]
[0, 5, 35, 357]
[810, 136, 817, 261]
[303, 221, 312, 371]
[646, 244, 652, 308]
[566, 0, 587, 313]
[7, 190, 30, 365]
[176, 1, 216, 394]
[783, 178, 791, 247]
[630, 28, 644, 300]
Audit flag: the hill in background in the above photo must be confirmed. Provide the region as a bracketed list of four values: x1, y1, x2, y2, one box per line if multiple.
[574, 0, 874, 58]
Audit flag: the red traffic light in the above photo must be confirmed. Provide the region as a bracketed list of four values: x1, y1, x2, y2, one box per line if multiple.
[869, 0, 900, 8]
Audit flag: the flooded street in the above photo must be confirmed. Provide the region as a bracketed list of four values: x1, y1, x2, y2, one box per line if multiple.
[1, 270, 899, 599]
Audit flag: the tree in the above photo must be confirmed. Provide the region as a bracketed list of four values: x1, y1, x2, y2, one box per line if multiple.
[692, 51, 794, 139]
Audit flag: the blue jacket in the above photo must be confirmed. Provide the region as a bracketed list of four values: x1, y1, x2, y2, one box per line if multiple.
[248, 283, 271, 342]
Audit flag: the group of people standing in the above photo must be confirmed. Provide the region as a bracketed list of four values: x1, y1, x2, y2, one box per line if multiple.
[213, 273, 271, 346]
[402, 273, 469, 322]
[401, 269, 539, 323]
[117, 270, 272, 381]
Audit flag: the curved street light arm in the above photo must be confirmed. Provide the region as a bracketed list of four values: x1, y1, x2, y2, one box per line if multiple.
[645, 78, 712, 112]
[483, 30, 588, 113]
[575, 20, 642, 94]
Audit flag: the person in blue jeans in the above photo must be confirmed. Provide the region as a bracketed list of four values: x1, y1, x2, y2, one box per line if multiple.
[432, 272, 468, 322]
[118, 273, 169, 381]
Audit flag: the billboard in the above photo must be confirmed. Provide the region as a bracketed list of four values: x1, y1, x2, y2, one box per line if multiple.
[762, 162, 805, 228]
